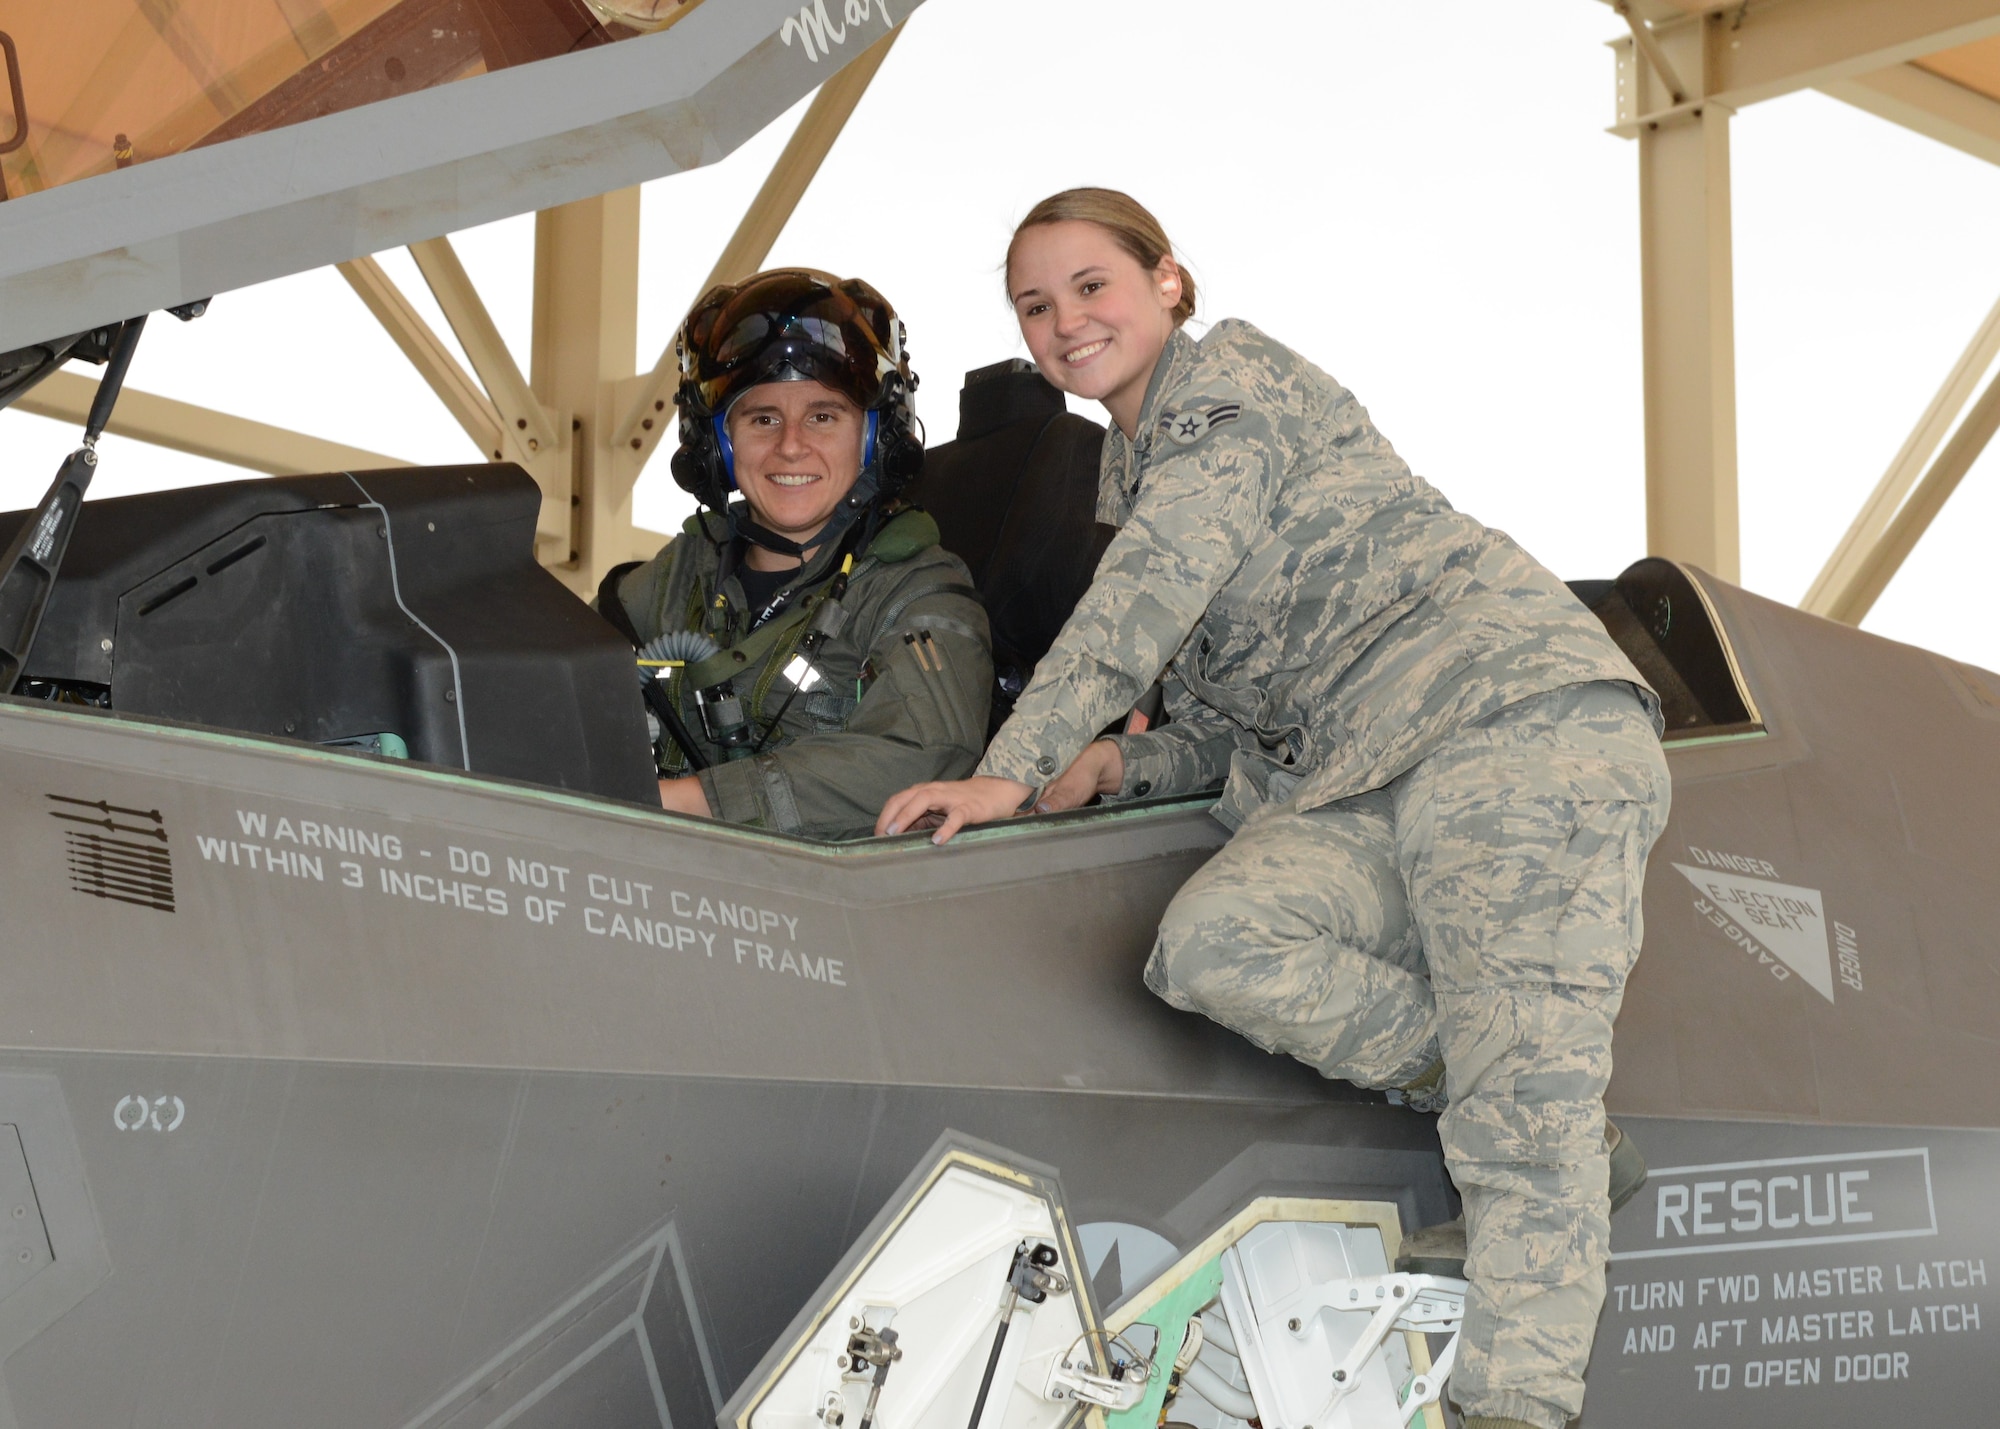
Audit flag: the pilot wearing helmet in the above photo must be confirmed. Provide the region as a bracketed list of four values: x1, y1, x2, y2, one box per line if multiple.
[596, 269, 993, 839]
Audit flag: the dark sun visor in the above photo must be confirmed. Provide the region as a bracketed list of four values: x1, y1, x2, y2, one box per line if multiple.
[678, 270, 906, 418]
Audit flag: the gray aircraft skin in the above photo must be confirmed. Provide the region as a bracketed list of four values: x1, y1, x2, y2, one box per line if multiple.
[0, 482, 1994, 1428]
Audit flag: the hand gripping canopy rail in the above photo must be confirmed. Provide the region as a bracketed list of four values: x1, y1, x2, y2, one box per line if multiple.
[725, 1135, 1467, 1429]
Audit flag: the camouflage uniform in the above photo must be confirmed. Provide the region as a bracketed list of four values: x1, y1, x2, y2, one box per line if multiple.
[977, 322, 1670, 1429]
[614, 506, 991, 840]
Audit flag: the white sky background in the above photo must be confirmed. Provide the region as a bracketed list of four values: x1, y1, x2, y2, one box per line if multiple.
[6, 0, 2000, 664]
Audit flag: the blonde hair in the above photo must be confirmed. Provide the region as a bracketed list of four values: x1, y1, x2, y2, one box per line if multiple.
[1006, 187, 1197, 326]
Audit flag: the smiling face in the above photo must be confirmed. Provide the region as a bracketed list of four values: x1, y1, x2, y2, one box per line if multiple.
[726, 379, 867, 565]
[1008, 219, 1183, 438]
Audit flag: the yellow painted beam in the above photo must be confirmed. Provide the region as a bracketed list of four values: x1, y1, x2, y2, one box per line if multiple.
[1822, 61, 2000, 167]
[337, 256, 504, 460]
[409, 235, 560, 458]
[531, 188, 642, 592]
[1812, 368, 2000, 625]
[15, 369, 408, 475]
[1609, 0, 2000, 133]
[1638, 105, 1740, 579]
[1803, 290, 2000, 616]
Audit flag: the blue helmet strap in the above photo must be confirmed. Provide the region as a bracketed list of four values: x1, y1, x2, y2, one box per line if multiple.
[712, 414, 736, 490]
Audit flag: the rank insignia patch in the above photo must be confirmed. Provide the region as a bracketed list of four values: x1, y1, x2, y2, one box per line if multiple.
[1163, 402, 1244, 446]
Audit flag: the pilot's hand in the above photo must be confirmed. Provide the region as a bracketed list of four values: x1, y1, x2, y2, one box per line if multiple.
[877, 776, 1034, 845]
[1034, 740, 1125, 813]
[658, 776, 713, 818]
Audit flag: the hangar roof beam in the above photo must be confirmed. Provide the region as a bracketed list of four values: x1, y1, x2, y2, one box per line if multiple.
[1823, 59, 2000, 167]
[408, 235, 561, 463]
[1803, 291, 2000, 621]
[12, 368, 409, 476]
[1611, 0, 2000, 134]
[1614, 0, 1690, 104]
[336, 254, 502, 461]
[1807, 351, 2000, 625]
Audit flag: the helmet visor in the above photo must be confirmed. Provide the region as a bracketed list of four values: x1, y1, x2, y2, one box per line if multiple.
[679, 270, 903, 417]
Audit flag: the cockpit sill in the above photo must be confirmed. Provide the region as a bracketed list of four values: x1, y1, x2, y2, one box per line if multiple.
[1, 673, 1768, 862]
[0, 688, 1222, 858]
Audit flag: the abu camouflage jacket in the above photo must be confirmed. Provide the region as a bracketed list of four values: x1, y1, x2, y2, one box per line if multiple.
[977, 320, 1657, 826]
[612, 506, 992, 839]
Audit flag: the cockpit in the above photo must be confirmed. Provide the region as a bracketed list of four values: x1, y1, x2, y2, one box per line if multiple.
[0, 354, 1764, 836]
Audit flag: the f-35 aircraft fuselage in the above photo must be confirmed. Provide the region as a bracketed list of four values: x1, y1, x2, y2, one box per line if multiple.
[0, 460, 1994, 1429]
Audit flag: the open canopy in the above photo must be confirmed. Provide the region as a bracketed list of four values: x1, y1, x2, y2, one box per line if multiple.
[0, 0, 922, 344]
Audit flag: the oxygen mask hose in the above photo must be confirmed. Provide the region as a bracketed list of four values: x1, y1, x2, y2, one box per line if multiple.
[636, 630, 720, 773]
[639, 630, 720, 665]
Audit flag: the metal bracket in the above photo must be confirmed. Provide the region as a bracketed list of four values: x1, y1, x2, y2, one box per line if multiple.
[1613, 0, 1687, 105]
[1293, 1273, 1465, 1428]
[1043, 1355, 1148, 1412]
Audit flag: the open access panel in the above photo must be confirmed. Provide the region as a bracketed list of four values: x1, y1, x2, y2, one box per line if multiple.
[724, 1136, 1466, 1429]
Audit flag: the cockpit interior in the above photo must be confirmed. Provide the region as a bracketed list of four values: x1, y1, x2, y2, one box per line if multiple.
[0, 356, 1764, 834]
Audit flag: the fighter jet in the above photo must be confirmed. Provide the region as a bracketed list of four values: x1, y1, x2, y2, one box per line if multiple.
[0, 318, 1990, 1426]
[1, 4, 1996, 1428]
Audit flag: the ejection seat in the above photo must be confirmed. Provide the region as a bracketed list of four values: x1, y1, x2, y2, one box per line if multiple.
[908, 360, 1114, 739]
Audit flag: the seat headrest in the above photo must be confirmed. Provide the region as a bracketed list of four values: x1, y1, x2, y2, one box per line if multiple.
[956, 359, 1066, 442]
[910, 364, 1112, 735]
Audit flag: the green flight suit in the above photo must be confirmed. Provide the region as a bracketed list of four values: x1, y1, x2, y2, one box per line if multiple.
[612, 506, 991, 840]
[976, 321, 1671, 1429]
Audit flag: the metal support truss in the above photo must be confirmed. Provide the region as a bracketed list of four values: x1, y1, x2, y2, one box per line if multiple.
[1802, 293, 2000, 624]
[1614, 0, 1689, 104]
[1608, 0, 2000, 137]
[336, 255, 502, 460]
[533, 188, 650, 595]
[1605, 0, 2000, 585]
[340, 244, 577, 556]
[409, 236, 561, 462]
[1824, 59, 2000, 168]
[14, 370, 408, 475]
[1637, 102, 1740, 579]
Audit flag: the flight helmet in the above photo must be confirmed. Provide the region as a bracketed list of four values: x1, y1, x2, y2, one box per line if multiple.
[669, 269, 923, 520]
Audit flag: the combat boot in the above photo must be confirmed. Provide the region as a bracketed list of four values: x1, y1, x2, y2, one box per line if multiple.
[1394, 1120, 1648, 1277]
[1604, 1117, 1647, 1211]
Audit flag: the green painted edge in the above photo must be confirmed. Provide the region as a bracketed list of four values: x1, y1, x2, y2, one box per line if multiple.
[1662, 728, 1769, 752]
[1107, 1258, 1227, 1429]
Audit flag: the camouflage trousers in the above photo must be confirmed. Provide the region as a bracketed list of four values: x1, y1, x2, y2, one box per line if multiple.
[1144, 680, 1669, 1429]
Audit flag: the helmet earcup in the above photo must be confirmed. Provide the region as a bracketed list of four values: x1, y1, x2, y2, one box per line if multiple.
[668, 406, 732, 509]
[877, 419, 924, 492]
